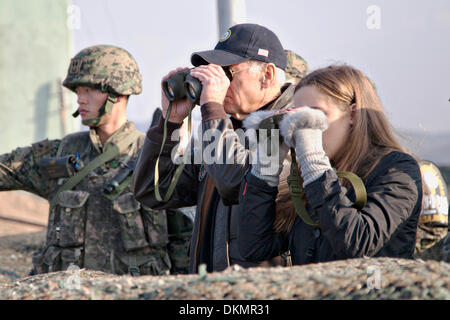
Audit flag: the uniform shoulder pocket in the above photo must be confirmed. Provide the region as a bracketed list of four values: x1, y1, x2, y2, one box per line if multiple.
[32, 139, 52, 158]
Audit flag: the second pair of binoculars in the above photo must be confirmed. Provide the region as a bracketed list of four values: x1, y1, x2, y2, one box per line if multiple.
[162, 67, 233, 105]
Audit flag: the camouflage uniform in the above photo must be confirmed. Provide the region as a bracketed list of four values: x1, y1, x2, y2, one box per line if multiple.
[414, 161, 449, 261]
[0, 45, 190, 275]
[284, 50, 309, 85]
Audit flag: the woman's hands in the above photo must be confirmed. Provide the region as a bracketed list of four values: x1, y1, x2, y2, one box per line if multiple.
[279, 106, 332, 187]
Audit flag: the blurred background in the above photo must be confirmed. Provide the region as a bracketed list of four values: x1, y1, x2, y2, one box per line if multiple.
[0, 0, 449, 173]
[1, 0, 449, 164]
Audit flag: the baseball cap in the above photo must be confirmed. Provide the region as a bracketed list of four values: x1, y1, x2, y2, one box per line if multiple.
[191, 23, 287, 70]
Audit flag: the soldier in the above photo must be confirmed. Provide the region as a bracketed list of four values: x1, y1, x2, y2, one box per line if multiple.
[0, 45, 189, 276]
[414, 160, 449, 261]
[284, 49, 309, 85]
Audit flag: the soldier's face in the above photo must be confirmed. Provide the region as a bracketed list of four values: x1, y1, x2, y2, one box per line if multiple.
[75, 86, 108, 124]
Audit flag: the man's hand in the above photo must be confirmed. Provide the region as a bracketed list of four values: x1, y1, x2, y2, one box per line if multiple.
[161, 67, 192, 124]
[189, 64, 230, 106]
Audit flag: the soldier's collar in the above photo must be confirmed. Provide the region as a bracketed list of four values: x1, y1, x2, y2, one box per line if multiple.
[89, 121, 136, 154]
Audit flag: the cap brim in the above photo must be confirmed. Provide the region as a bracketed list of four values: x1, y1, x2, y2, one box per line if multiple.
[191, 50, 250, 67]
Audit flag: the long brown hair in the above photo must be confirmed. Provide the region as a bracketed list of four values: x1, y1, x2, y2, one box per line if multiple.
[274, 64, 408, 234]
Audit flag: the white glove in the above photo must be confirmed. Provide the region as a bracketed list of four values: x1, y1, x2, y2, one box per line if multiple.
[251, 139, 290, 187]
[244, 110, 289, 187]
[279, 106, 332, 187]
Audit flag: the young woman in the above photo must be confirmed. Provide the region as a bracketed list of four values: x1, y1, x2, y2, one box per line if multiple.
[238, 65, 423, 265]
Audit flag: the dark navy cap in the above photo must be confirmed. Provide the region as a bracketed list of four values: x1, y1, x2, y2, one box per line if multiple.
[191, 23, 287, 70]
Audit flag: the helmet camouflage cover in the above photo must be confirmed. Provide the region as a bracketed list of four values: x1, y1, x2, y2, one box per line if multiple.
[63, 45, 142, 96]
[284, 49, 309, 83]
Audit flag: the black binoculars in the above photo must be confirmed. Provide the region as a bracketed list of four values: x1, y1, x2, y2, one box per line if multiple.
[104, 160, 135, 195]
[162, 67, 233, 105]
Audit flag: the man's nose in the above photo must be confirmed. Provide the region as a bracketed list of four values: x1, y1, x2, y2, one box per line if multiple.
[77, 94, 87, 105]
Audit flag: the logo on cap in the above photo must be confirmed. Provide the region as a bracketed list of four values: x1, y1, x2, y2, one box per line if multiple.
[258, 48, 269, 57]
[219, 29, 232, 42]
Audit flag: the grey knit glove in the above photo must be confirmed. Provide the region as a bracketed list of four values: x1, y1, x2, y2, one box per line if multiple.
[244, 111, 289, 187]
[279, 106, 332, 187]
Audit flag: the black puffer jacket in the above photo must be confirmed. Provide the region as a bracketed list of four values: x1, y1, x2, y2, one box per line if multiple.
[238, 151, 422, 265]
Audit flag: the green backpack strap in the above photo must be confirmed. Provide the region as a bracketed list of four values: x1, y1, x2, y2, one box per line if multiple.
[50, 130, 140, 207]
[287, 149, 367, 227]
[154, 101, 195, 202]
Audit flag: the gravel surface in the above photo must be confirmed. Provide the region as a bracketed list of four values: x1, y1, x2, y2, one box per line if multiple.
[1, 256, 449, 300]
[0, 197, 448, 300]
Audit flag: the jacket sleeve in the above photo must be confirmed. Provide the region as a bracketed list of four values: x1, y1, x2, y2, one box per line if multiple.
[237, 172, 288, 262]
[304, 153, 422, 259]
[200, 102, 251, 206]
[132, 117, 200, 210]
[0, 139, 60, 199]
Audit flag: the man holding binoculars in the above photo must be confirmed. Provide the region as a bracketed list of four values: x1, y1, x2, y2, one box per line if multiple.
[133, 23, 296, 273]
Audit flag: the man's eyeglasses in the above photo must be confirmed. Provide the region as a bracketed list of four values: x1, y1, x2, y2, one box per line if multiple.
[222, 66, 248, 82]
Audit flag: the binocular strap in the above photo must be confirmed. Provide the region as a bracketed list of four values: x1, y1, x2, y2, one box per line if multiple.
[154, 101, 195, 202]
[288, 149, 367, 228]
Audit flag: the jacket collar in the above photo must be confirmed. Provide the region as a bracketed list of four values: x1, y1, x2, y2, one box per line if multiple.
[89, 121, 136, 154]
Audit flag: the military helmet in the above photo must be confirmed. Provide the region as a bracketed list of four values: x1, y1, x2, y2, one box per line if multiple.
[284, 50, 309, 84]
[63, 45, 142, 96]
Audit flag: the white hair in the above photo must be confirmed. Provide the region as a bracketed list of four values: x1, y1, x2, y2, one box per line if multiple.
[275, 67, 286, 87]
[247, 60, 285, 87]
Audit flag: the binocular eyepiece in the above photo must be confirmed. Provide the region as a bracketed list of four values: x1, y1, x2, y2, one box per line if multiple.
[162, 67, 233, 105]
[163, 69, 202, 105]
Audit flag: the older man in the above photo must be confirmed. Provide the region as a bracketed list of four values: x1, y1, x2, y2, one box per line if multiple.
[133, 23, 295, 273]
